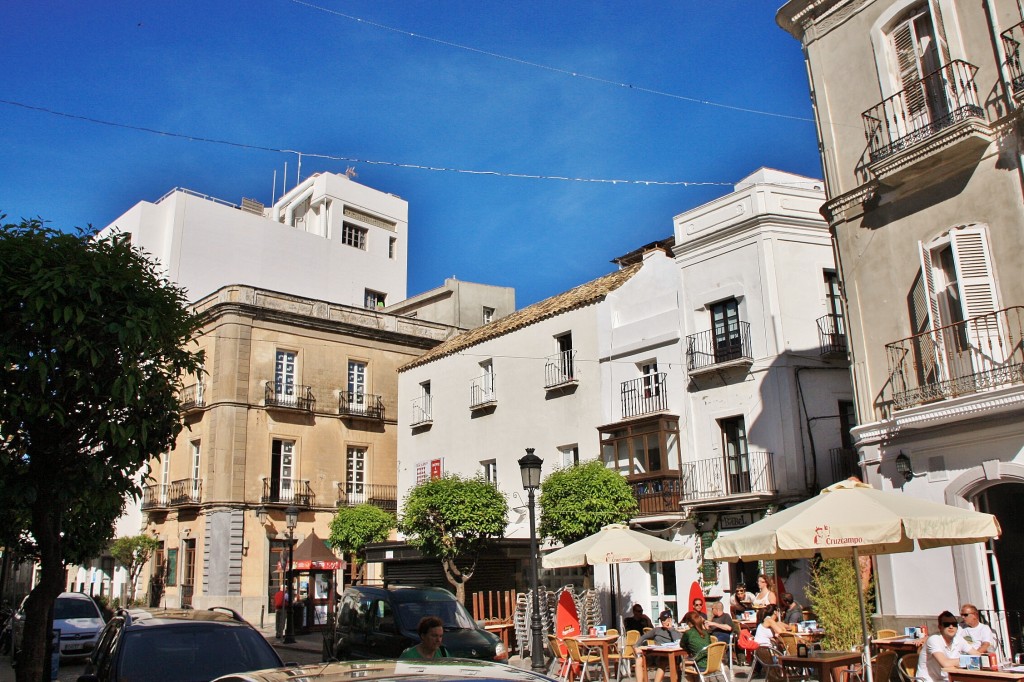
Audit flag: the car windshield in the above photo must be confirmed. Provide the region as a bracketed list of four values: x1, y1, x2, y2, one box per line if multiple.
[54, 598, 100, 620]
[117, 625, 281, 682]
[394, 593, 477, 630]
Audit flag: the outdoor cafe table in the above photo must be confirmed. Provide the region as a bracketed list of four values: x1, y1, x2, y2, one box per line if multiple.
[948, 668, 1024, 682]
[873, 636, 924, 656]
[637, 644, 691, 682]
[779, 650, 863, 682]
[570, 634, 620, 682]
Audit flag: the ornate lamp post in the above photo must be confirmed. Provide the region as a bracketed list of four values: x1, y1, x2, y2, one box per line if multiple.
[283, 505, 299, 644]
[518, 448, 546, 673]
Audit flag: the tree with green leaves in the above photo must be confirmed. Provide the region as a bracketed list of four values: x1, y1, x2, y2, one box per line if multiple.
[0, 217, 204, 682]
[539, 460, 638, 545]
[110, 535, 162, 604]
[398, 475, 507, 604]
[329, 504, 395, 582]
[807, 557, 872, 651]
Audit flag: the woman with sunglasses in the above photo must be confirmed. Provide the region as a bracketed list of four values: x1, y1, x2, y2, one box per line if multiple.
[917, 611, 981, 682]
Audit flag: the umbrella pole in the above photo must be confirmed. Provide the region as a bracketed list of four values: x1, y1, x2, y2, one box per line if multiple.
[853, 548, 873, 682]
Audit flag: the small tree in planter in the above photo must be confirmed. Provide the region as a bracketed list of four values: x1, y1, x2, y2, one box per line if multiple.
[807, 557, 872, 651]
[329, 504, 395, 583]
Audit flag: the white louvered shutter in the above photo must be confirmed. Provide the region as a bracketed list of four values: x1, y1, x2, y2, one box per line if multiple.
[949, 226, 1003, 365]
[916, 242, 948, 385]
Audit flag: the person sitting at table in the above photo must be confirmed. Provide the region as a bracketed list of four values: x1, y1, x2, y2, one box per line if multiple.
[399, 616, 449, 659]
[625, 603, 655, 632]
[754, 604, 788, 647]
[958, 604, 996, 654]
[780, 592, 803, 631]
[638, 610, 681, 682]
[730, 584, 753, 617]
[681, 610, 715, 671]
[751, 574, 778, 609]
[916, 611, 981, 682]
[707, 602, 736, 645]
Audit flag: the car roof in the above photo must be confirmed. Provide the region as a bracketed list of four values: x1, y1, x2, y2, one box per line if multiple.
[117, 607, 253, 628]
[58, 592, 97, 601]
[346, 586, 456, 600]
[212, 659, 556, 682]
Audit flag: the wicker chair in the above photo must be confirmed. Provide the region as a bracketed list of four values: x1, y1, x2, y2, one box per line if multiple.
[564, 637, 608, 682]
[897, 652, 918, 682]
[876, 629, 899, 640]
[607, 629, 640, 681]
[547, 635, 570, 681]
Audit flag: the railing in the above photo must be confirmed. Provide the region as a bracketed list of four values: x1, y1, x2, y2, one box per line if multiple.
[627, 474, 683, 516]
[265, 383, 315, 411]
[817, 314, 847, 356]
[339, 391, 385, 420]
[979, 608, 1024, 660]
[620, 374, 668, 419]
[261, 478, 315, 506]
[179, 382, 205, 411]
[828, 447, 859, 485]
[1002, 22, 1024, 95]
[141, 479, 202, 509]
[336, 483, 398, 513]
[686, 323, 753, 372]
[410, 395, 433, 426]
[884, 306, 1024, 411]
[544, 350, 578, 388]
[862, 60, 983, 162]
[680, 451, 775, 501]
[469, 374, 497, 409]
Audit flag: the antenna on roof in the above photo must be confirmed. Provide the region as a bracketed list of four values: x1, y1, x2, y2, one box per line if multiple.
[271, 170, 277, 205]
[345, 166, 358, 179]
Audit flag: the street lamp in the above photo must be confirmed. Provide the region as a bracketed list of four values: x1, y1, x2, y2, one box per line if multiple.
[895, 452, 914, 482]
[518, 448, 545, 673]
[283, 506, 299, 644]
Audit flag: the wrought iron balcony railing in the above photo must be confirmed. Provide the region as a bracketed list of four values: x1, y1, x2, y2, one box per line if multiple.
[680, 451, 775, 502]
[686, 324, 753, 373]
[469, 374, 497, 409]
[265, 383, 315, 411]
[627, 474, 683, 516]
[620, 373, 668, 419]
[410, 395, 433, 426]
[544, 350, 578, 388]
[1002, 21, 1024, 96]
[862, 60, 984, 162]
[885, 306, 1024, 411]
[261, 478, 315, 506]
[817, 313, 847, 356]
[336, 483, 398, 513]
[339, 391, 385, 421]
[141, 478, 202, 509]
[179, 382, 205, 411]
[828, 447, 860, 485]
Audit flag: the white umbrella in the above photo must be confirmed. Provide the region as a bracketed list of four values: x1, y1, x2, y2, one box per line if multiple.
[704, 479, 1001, 682]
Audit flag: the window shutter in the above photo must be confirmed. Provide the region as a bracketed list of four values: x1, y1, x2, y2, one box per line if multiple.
[915, 242, 948, 384]
[950, 225, 1003, 364]
[927, 0, 951, 65]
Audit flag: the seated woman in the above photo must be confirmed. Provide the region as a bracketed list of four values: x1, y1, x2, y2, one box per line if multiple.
[754, 604, 788, 648]
[751, 574, 778, 609]
[399, 616, 449, 659]
[681, 610, 715, 672]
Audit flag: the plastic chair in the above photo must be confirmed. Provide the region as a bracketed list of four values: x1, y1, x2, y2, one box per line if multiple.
[897, 652, 918, 682]
[565, 637, 608, 682]
[607, 629, 620, 638]
[753, 645, 810, 682]
[608, 629, 639, 681]
[548, 634, 570, 681]
[776, 632, 799, 656]
[876, 629, 898, 640]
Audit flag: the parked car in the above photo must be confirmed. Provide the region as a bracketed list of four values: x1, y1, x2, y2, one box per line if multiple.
[11, 591, 106, 660]
[77, 607, 283, 682]
[333, 586, 507, 662]
[213, 658, 557, 682]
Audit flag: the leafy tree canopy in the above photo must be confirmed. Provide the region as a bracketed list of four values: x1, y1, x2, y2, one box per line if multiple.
[329, 504, 395, 560]
[538, 459, 638, 545]
[398, 474, 507, 603]
[110, 534, 162, 603]
[0, 217, 204, 681]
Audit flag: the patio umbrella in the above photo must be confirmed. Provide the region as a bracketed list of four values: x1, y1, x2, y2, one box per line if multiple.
[704, 479, 1001, 682]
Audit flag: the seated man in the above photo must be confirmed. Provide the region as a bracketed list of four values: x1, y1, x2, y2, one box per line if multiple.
[624, 603, 654, 632]
[917, 611, 980, 682]
[780, 592, 803, 631]
[707, 601, 736, 645]
[958, 604, 996, 654]
[638, 610, 682, 682]
[730, 585, 753, 618]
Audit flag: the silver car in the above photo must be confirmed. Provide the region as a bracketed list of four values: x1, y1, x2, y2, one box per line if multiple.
[12, 592, 106, 659]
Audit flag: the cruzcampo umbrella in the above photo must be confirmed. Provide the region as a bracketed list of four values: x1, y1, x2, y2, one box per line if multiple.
[704, 479, 1001, 682]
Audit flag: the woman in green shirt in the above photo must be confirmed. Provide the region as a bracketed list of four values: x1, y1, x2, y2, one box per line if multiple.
[681, 610, 714, 671]
[399, 616, 449, 659]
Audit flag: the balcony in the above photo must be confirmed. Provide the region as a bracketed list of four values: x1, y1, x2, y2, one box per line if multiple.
[339, 391, 385, 421]
[469, 374, 497, 410]
[680, 451, 776, 504]
[261, 478, 315, 507]
[686, 324, 753, 375]
[141, 478, 202, 510]
[817, 314, 847, 357]
[620, 374, 668, 419]
[828, 447, 860, 485]
[410, 395, 433, 427]
[265, 384, 315, 411]
[862, 60, 990, 185]
[1001, 21, 1024, 100]
[885, 306, 1024, 412]
[336, 483, 398, 514]
[544, 350, 578, 389]
[179, 382, 205, 411]
[627, 474, 683, 516]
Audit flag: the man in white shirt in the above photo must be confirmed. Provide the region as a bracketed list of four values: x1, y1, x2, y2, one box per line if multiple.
[958, 604, 996, 654]
[917, 611, 981, 682]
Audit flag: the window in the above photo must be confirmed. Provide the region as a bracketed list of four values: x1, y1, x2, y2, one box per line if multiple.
[649, 560, 678, 619]
[348, 360, 366, 408]
[720, 416, 750, 494]
[161, 451, 170, 503]
[838, 401, 857, 450]
[559, 445, 579, 468]
[557, 333, 574, 380]
[481, 459, 497, 484]
[275, 350, 296, 398]
[824, 271, 843, 320]
[412, 381, 432, 425]
[483, 307, 495, 325]
[389, 237, 397, 259]
[711, 299, 743, 362]
[600, 417, 680, 476]
[190, 441, 201, 497]
[347, 446, 366, 496]
[886, 3, 947, 129]
[641, 361, 660, 398]
[364, 289, 386, 309]
[166, 547, 178, 586]
[471, 360, 495, 407]
[481, 360, 494, 398]
[271, 439, 296, 502]
[341, 222, 367, 250]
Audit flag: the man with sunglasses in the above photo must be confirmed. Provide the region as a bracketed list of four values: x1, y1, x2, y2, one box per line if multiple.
[917, 611, 982, 682]
[958, 604, 996, 654]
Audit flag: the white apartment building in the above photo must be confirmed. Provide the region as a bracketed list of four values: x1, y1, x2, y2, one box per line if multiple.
[396, 169, 854, 618]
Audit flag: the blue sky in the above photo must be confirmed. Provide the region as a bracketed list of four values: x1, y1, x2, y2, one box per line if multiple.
[1, 1, 820, 307]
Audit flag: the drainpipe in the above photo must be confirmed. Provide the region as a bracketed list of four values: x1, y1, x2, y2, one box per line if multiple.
[983, 0, 1024, 201]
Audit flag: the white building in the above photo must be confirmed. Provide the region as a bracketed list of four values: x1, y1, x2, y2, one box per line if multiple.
[396, 169, 855, 618]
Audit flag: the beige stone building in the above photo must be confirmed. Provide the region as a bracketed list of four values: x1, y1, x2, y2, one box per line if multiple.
[142, 284, 454, 625]
[778, 0, 1024, 642]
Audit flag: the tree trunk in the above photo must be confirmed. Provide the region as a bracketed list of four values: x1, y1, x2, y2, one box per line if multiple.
[442, 559, 472, 605]
[16, 499, 63, 682]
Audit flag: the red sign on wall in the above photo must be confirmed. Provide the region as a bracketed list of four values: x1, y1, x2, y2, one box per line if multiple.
[430, 458, 443, 479]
